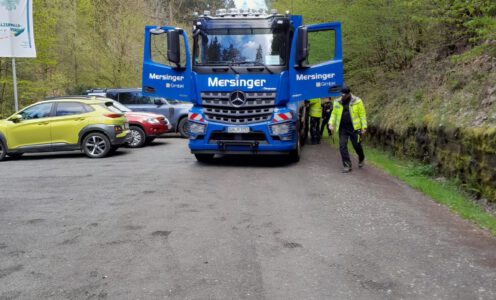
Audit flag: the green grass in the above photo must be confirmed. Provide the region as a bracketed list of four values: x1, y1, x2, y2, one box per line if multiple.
[363, 146, 496, 235]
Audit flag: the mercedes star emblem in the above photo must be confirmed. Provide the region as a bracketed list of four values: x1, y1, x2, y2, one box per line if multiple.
[230, 91, 246, 107]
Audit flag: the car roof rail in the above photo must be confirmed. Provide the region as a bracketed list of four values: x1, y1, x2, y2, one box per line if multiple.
[44, 95, 108, 100]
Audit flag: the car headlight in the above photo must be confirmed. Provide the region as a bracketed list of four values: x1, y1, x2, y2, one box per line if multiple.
[189, 122, 206, 135]
[270, 123, 291, 135]
[146, 118, 160, 124]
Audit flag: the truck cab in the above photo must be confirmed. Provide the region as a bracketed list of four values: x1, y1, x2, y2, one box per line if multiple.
[142, 8, 343, 162]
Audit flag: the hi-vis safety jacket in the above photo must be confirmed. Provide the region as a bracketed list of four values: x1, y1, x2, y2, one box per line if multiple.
[328, 95, 367, 133]
[308, 98, 322, 118]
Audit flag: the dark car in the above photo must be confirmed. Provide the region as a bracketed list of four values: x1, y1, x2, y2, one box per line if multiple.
[87, 88, 192, 138]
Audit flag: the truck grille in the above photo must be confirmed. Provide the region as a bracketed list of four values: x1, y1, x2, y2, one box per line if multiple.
[201, 92, 275, 124]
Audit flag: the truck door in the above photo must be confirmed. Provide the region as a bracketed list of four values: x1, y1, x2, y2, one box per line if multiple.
[289, 22, 343, 102]
[142, 26, 195, 103]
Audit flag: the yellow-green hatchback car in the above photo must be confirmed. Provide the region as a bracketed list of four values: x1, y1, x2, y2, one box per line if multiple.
[0, 97, 131, 160]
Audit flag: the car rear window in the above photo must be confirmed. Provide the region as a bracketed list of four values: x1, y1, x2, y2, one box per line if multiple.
[111, 101, 132, 112]
[100, 102, 123, 113]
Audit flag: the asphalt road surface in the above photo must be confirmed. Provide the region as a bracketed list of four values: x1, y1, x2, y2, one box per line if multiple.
[1, 138, 495, 300]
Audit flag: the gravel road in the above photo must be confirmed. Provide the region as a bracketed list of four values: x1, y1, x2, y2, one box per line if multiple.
[1, 137, 495, 299]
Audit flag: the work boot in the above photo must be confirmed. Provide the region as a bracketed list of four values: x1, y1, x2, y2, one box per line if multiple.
[358, 159, 364, 168]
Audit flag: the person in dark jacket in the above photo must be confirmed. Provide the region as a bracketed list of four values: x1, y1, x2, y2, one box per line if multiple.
[328, 87, 367, 173]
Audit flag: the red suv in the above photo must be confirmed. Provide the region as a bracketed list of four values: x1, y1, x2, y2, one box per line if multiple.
[109, 100, 170, 147]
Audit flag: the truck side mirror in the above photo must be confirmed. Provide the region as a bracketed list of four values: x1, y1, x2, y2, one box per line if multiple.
[167, 30, 181, 68]
[296, 26, 308, 67]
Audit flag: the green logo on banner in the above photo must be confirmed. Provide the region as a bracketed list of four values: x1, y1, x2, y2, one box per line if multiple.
[0, 0, 21, 11]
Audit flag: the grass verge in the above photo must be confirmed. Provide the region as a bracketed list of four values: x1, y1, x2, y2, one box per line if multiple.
[362, 146, 496, 235]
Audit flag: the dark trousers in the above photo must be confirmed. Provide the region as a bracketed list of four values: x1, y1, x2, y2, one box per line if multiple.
[320, 112, 331, 137]
[310, 117, 321, 143]
[339, 129, 365, 167]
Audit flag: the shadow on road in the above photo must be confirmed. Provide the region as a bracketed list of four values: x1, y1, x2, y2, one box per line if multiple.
[144, 140, 170, 147]
[198, 154, 294, 168]
[4, 150, 129, 161]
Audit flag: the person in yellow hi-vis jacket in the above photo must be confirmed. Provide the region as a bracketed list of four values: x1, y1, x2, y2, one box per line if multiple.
[308, 98, 322, 144]
[328, 87, 367, 173]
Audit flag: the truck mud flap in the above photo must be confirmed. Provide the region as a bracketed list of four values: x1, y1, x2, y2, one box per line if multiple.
[217, 140, 260, 153]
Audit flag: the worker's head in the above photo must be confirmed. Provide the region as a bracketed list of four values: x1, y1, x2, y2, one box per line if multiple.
[341, 86, 351, 101]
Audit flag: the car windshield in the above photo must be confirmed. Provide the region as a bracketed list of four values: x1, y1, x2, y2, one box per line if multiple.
[194, 28, 287, 66]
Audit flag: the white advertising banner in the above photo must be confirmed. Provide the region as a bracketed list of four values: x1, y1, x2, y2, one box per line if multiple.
[0, 0, 36, 57]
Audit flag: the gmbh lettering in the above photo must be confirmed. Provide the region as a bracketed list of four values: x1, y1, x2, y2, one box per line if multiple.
[208, 77, 267, 89]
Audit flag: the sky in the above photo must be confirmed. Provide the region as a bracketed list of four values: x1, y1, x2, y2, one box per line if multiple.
[234, 0, 268, 10]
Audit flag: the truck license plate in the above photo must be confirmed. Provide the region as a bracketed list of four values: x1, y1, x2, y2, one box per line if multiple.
[227, 126, 250, 133]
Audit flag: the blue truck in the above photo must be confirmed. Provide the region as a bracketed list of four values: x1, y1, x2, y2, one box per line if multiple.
[142, 8, 343, 162]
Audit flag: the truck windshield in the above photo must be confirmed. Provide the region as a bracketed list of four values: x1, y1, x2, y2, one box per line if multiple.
[194, 28, 287, 66]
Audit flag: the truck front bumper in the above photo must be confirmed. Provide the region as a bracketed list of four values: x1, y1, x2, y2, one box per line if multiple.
[189, 122, 297, 155]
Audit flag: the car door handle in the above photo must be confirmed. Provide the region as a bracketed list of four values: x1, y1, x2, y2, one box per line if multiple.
[38, 122, 49, 125]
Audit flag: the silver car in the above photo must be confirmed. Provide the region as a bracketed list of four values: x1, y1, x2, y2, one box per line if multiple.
[87, 88, 192, 138]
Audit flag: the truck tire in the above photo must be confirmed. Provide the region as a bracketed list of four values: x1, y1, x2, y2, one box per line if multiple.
[128, 126, 146, 148]
[178, 117, 190, 138]
[82, 132, 111, 158]
[289, 137, 301, 163]
[0, 141, 6, 161]
[195, 153, 214, 162]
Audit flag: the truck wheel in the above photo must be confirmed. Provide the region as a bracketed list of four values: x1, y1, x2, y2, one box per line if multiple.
[289, 138, 301, 163]
[195, 153, 214, 162]
[82, 132, 111, 158]
[0, 141, 6, 161]
[128, 126, 146, 148]
[178, 117, 190, 138]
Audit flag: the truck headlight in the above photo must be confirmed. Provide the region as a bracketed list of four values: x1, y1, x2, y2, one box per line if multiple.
[190, 122, 206, 135]
[270, 123, 291, 135]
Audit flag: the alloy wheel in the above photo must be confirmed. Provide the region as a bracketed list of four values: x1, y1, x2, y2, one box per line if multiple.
[129, 129, 142, 147]
[85, 135, 107, 156]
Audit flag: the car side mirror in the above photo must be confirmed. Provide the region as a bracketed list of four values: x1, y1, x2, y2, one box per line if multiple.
[296, 26, 308, 67]
[9, 114, 23, 123]
[167, 29, 181, 68]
